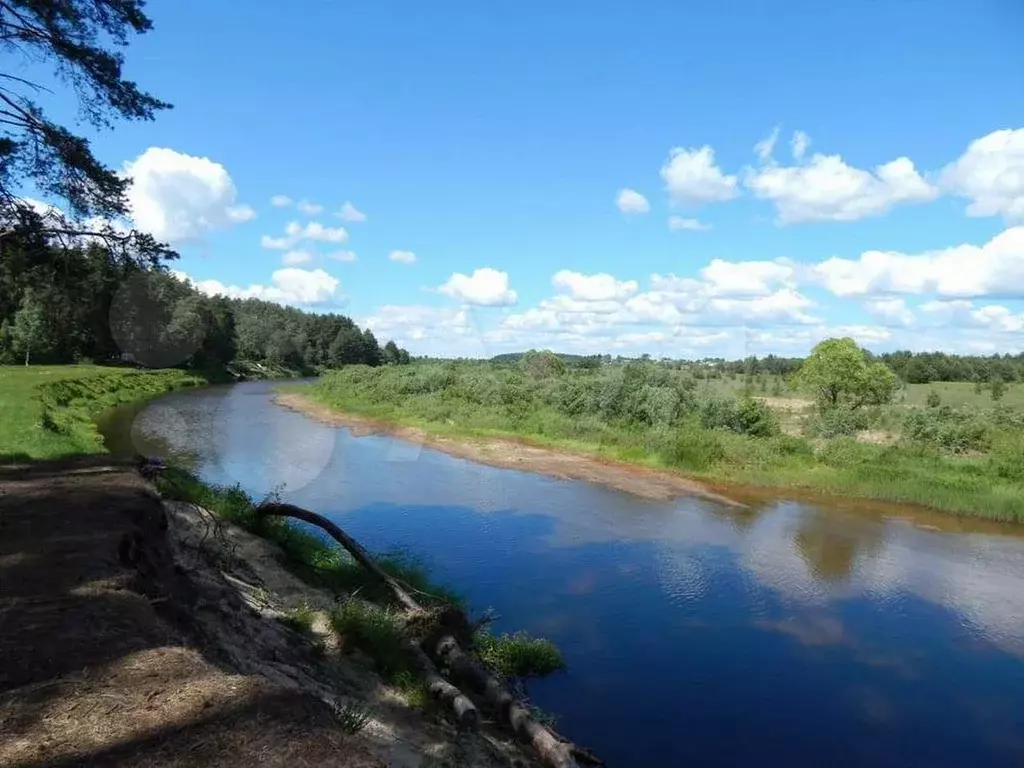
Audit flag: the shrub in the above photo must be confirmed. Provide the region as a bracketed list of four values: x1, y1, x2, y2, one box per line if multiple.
[926, 389, 942, 408]
[663, 423, 726, 471]
[989, 431, 1024, 482]
[474, 631, 566, 680]
[333, 701, 373, 734]
[902, 408, 990, 453]
[810, 407, 869, 438]
[733, 397, 780, 438]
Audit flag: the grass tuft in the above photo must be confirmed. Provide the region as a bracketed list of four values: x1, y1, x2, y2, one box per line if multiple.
[474, 630, 566, 680]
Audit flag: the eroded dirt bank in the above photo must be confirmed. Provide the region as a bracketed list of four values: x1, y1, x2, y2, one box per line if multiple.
[0, 457, 538, 767]
[276, 392, 743, 508]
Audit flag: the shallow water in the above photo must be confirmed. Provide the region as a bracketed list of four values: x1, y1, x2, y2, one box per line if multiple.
[101, 381, 1024, 767]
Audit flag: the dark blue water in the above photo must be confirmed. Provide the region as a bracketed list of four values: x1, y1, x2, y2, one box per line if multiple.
[106, 381, 1024, 767]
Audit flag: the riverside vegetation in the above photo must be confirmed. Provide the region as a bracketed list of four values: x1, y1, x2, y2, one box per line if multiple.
[305, 341, 1024, 522]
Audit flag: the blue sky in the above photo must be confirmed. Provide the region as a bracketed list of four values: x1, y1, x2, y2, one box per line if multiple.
[25, 0, 1024, 358]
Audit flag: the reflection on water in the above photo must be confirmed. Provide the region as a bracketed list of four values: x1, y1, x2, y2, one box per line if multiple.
[105, 381, 1024, 767]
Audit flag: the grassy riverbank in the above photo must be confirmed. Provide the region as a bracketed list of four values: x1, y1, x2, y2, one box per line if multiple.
[0, 362, 314, 462]
[0, 365, 207, 461]
[301, 362, 1024, 522]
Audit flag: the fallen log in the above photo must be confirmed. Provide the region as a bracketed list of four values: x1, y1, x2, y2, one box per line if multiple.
[256, 501, 593, 768]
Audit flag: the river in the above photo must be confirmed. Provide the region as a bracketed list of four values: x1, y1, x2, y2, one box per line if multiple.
[100, 380, 1024, 767]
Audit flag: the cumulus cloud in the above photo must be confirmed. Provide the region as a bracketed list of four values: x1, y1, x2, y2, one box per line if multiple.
[282, 250, 313, 266]
[389, 250, 417, 264]
[660, 146, 739, 204]
[940, 128, 1024, 221]
[260, 220, 348, 250]
[122, 147, 255, 243]
[180, 268, 340, 305]
[552, 270, 639, 301]
[439, 268, 518, 306]
[864, 298, 915, 327]
[699, 259, 795, 297]
[616, 188, 651, 214]
[270, 195, 292, 207]
[336, 201, 367, 222]
[668, 216, 710, 232]
[296, 200, 324, 215]
[329, 250, 358, 262]
[809, 227, 1024, 298]
[744, 133, 937, 224]
[921, 299, 1024, 333]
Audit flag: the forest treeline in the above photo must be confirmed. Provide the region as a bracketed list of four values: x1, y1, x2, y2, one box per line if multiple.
[484, 349, 1024, 385]
[0, 229, 409, 373]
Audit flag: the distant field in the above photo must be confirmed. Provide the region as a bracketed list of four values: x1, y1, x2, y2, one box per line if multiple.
[0, 365, 203, 461]
[901, 382, 1024, 409]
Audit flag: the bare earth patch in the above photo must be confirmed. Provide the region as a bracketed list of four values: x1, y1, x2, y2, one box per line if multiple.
[276, 393, 743, 508]
[0, 458, 538, 768]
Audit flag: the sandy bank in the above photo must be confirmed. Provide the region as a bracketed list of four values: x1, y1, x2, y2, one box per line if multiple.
[276, 392, 743, 508]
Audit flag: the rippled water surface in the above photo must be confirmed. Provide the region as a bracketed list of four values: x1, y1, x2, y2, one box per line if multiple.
[101, 381, 1024, 767]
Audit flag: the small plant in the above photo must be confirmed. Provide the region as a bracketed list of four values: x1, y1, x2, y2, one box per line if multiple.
[333, 701, 373, 734]
[474, 630, 566, 680]
[277, 600, 316, 634]
[925, 389, 942, 408]
[991, 378, 1007, 402]
[331, 600, 412, 681]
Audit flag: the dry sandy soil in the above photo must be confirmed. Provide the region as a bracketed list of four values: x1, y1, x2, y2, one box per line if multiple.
[0, 457, 538, 768]
[276, 393, 743, 508]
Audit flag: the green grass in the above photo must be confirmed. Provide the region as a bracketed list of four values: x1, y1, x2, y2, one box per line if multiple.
[0, 365, 205, 461]
[474, 631, 566, 680]
[901, 381, 1024, 409]
[302, 365, 1024, 522]
[277, 600, 317, 634]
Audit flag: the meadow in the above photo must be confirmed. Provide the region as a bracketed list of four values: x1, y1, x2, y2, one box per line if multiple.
[305, 355, 1024, 521]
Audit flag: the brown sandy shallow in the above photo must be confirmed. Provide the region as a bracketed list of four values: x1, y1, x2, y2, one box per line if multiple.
[275, 393, 744, 508]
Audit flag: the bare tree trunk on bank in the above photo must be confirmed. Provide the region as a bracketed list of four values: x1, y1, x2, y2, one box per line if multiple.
[256, 502, 599, 768]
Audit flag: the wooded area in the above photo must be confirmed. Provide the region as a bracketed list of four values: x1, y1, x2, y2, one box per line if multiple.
[0, 232, 410, 371]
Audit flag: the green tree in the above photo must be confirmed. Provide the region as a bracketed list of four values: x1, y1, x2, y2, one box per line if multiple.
[794, 337, 898, 411]
[0, 0, 173, 263]
[361, 329, 382, 366]
[10, 291, 54, 365]
[381, 340, 401, 365]
[329, 325, 365, 366]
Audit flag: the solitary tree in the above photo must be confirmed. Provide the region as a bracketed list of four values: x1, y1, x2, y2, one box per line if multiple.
[991, 377, 1007, 402]
[794, 337, 898, 411]
[10, 290, 52, 364]
[382, 339, 400, 365]
[0, 0, 173, 263]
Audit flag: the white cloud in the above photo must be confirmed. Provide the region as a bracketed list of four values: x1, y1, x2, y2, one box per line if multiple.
[660, 145, 739, 204]
[282, 249, 313, 266]
[439, 268, 518, 306]
[552, 270, 639, 302]
[616, 188, 651, 215]
[754, 126, 781, 164]
[329, 250, 358, 262]
[296, 200, 324, 215]
[260, 220, 348, 250]
[181, 268, 340, 305]
[744, 134, 937, 223]
[270, 195, 292, 207]
[122, 147, 255, 243]
[336, 201, 367, 222]
[864, 297, 915, 326]
[699, 259, 795, 297]
[668, 215, 710, 232]
[921, 299, 1024, 333]
[940, 128, 1024, 221]
[809, 227, 1024, 298]
[261, 234, 291, 250]
[791, 130, 811, 161]
[389, 250, 417, 264]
